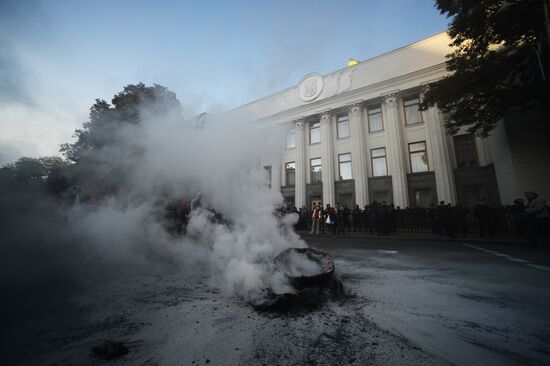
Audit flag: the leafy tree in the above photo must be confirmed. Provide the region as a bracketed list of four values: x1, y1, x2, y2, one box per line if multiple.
[1, 156, 68, 183]
[60, 83, 182, 162]
[59, 83, 182, 197]
[421, 0, 550, 136]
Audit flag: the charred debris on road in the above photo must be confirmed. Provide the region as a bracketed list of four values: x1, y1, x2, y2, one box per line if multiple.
[253, 247, 347, 314]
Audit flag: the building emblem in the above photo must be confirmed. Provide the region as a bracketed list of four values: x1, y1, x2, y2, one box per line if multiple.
[298, 73, 323, 102]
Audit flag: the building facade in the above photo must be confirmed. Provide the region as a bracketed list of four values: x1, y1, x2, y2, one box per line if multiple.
[236, 32, 550, 209]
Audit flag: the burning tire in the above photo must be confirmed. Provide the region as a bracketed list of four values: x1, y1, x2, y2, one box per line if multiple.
[254, 247, 344, 313]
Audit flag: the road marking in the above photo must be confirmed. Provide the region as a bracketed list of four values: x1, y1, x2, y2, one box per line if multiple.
[525, 264, 550, 271]
[462, 243, 549, 272]
[506, 257, 530, 263]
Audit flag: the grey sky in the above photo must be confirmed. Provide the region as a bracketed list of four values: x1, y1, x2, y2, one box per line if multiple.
[0, 0, 450, 162]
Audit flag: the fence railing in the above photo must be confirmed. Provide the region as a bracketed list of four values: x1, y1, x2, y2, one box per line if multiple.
[296, 207, 522, 235]
[392, 208, 517, 234]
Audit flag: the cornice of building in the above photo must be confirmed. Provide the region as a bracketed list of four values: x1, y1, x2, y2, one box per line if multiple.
[235, 31, 452, 114]
[257, 62, 448, 124]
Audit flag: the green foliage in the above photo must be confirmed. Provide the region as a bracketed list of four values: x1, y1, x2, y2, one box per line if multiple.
[421, 0, 549, 136]
[1, 156, 69, 183]
[60, 83, 182, 162]
[55, 83, 183, 198]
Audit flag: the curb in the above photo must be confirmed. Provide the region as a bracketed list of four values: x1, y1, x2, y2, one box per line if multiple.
[297, 232, 530, 246]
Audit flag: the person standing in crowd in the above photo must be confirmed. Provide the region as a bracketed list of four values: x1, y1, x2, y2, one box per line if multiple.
[444, 203, 456, 238]
[310, 204, 321, 235]
[390, 204, 398, 233]
[362, 205, 370, 233]
[474, 198, 494, 237]
[335, 202, 345, 234]
[436, 201, 448, 236]
[291, 206, 299, 230]
[380, 201, 391, 235]
[299, 205, 309, 231]
[524, 191, 549, 249]
[429, 203, 440, 235]
[352, 204, 362, 232]
[373, 202, 383, 235]
[511, 198, 528, 237]
[320, 205, 327, 234]
[326, 203, 336, 236]
[455, 204, 469, 237]
[367, 204, 377, 234]
[343, 204, 351, 232]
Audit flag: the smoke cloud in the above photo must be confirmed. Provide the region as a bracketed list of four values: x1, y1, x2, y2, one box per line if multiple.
[0, 95, 306, 303]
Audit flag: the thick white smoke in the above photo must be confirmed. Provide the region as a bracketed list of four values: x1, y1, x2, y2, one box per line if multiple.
[59, 105, 306, 301]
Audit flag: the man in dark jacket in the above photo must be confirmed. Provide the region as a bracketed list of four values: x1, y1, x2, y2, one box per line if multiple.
[352, 205, 362, 232]
[474, 198, 494, 237]
[326, 203, 337, 236]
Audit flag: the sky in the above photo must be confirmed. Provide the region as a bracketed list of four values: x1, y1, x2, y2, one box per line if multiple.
[0, 0, 450, 163]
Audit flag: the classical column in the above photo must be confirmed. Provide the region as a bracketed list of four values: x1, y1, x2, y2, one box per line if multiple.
[348, 103, 368, 206]
[271, 156, 281, 192]
[294, 119, 307, 208]
[320, 111, 335, 206]
[425, 105, 457, 204]
[383, 93, 408, 208]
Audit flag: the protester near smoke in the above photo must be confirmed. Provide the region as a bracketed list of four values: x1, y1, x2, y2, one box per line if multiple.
[390, 204, 398, 233]
[474, 198, 494, 237]
[454, 204, 469, 237]
[380, 201, 391, 235]
[296, 194, 546, 245]
[325, 203, 336, 236]
[343, 204, 351, 232]
[336, 202, 345, 234]
[310, 204, 321, 236]
[291, 206, 299, 230]
[511, 198, 528, 237]
[299, 205, 309, 231]
[365, 204, 375, 234]
[352, 205, 362, 232]
[320, 206, 327, 234]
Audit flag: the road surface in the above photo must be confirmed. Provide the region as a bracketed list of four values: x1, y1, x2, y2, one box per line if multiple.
[2, 237, 549, 365]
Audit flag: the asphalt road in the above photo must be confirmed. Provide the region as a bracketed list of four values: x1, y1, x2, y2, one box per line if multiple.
[312, 237, 550, 366]
[2, 237, 549, 365]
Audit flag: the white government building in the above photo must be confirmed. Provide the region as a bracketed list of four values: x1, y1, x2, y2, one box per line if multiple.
[235, 32, 550, 209]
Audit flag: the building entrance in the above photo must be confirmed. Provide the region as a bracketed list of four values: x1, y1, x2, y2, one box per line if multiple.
[412, 188, 433, 208]
[310, 196, 322, 209]
[373, 191, 390, 204]
[338, 193, 354, 208]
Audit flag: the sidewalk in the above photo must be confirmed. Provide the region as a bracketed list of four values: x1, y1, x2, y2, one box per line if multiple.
[297, 230, 545, 246]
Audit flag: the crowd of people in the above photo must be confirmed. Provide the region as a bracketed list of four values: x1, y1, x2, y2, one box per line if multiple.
[280, 191, 549, 249]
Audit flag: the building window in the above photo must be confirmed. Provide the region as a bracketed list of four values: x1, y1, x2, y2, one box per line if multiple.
[403, 97, 422, 125]
[337, 115, 350, 138]
[338, 153, 352, 180]
[286, 129, 295, 149]
[368, 106, 384, 132]
[409, 141, 429, 173]
[371, 147, 387, 177]
[285, 162, 295, 186]
[454, 134, 479, 168]
[264, 165, 272, 188]
[310, 158, 322, 184]
[310, 121, 321, 144]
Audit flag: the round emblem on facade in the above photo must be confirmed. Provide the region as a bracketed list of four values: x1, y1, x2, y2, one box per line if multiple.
[298, 73, 323, 102]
